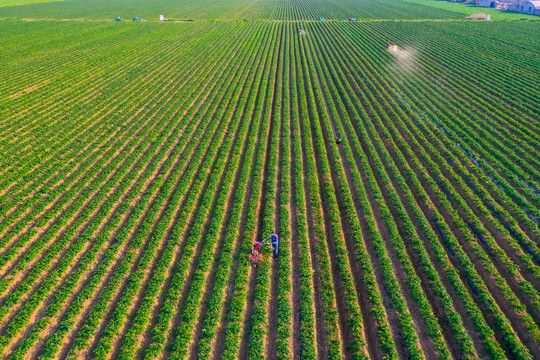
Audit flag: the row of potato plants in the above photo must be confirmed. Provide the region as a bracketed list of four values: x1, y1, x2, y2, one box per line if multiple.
[131, 23, 265, 360]
[246, 21, 282, 360]
[295, 33, 347, 360]
[32, 24, 251, 360]
[0, 47, 221, 353]
[231, 22, 281, 359]
[189, 23, 277, 360]
[0, 26, 213, 275]
[0, 45, 196, 285]
[369, 22, 540, 202]
[326, 21, 520, 358]
[220, 22, 278, 360]
[298, 29, 373, 359]
[70, 28, 251, 358]
[0, 26, 193, 204]
[36, 34, 244, 357]
[294, 24, 397, 360]
[341, 22, 537, 357]
[0, 31, 216, 320]
[274, 22, 293, 360]
[316, 22, 495, 359]
[286, 21, 318, 359]
[365, 23, 540, 307]
[307, 22, 468, 359]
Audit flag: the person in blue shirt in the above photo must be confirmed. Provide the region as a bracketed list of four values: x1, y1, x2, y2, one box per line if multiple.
[270, 231, 279, 260]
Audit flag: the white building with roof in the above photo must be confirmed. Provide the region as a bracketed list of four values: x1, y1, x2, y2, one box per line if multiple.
[479, 0, 514, 8]
[517, 1, 540, 13]
[507, 0, 540, 13]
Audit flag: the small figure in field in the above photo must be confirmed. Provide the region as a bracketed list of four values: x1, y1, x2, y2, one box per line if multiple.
[260, 231, 279, 260]
[270, 231, 279, 260]
[251, 241, 261, 267]
[386, 42, 390, 49]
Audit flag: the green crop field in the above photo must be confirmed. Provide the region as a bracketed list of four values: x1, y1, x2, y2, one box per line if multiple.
[0, 0, 539, 359]
[0, 0, 64, 7]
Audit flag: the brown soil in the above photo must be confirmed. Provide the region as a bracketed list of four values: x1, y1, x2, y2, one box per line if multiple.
[8, 81, 50, 99]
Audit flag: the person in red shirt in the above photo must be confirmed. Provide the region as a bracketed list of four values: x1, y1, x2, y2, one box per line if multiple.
[251, 241, 261, 267]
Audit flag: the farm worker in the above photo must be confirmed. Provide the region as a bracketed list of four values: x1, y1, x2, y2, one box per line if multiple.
[270, 231, 279, 260]
[251, 241, 261, 267]
[386, 42, 390, 49]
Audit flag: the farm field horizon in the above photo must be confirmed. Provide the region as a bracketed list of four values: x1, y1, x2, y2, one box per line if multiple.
[0, 0, 539, 359]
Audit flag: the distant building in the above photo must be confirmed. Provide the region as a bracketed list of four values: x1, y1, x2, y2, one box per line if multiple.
[507, 1, 522, 9]
[515, 0, 540, 13]
[451, 0, 539, 15]
[479, 0, 514, 8]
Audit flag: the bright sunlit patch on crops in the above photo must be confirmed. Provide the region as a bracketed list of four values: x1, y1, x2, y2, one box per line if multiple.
[387, 44, 418, 72]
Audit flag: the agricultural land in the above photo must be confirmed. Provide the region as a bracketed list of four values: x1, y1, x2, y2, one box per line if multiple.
[0, 0, 539, 359]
